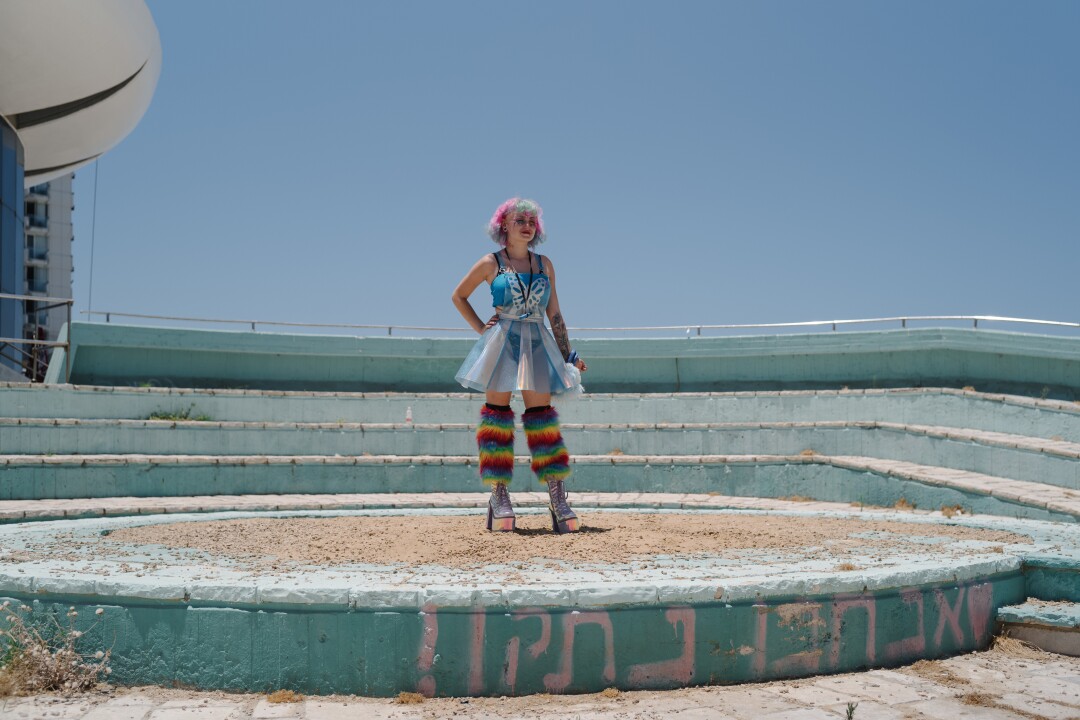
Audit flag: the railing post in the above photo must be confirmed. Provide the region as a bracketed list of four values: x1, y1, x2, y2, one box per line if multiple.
[251, 322, 256, 331]
[106, 313, 111, 323]
[973, 319, 978, 329]
[388, 326, 393, 336]
[901, 318, 906, 328]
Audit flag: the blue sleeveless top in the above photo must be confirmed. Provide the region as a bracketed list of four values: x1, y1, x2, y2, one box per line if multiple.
[489, 252, 550, 312]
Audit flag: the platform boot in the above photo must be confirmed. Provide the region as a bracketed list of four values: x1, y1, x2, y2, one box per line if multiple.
[522, 405, 580, 533]
[478, 404, 516, 531]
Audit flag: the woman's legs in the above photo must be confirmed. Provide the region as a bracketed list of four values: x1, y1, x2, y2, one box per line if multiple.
[479, 391, 515, 531]
[520, 391, 579, 533]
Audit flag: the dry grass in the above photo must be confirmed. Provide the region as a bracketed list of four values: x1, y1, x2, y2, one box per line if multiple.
[835, 562, 860, 572]
[799, 449, 817, 456]
[962, 386, 976, 392]
[609, 448, 625, 456]
[940, 504, 964, 518]
[780, 495, 813, 503]
[904, 659, 966, 687]
[600, 687, 620, 698]
[0, 602, 110, 697]
[992, 634, 1047, 659]
[894, 497, 916, 510]
[960, 692, 997, 706]
[396, 691, 425, 704]
[267, 689, 303, 703]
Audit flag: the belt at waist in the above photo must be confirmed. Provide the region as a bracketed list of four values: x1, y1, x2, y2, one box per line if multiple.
[498, 313, 544, 323]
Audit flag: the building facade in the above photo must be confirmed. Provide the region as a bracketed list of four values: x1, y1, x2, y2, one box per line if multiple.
[0, 118, 25, 376]
[0, 1, 160, 380]
[23, 174, 73, 380]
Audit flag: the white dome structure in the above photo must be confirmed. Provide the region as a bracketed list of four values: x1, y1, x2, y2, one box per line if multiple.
[0, 0, 161, 185]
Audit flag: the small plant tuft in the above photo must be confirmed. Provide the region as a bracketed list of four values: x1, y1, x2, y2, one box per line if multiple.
[600, 687, 620, 698]
[267, 689, 303, 703]
[961, 386, 975, 392]
[940, 504, 964, 519]
[799, 449, 817, 457]
[396, 691, 425, 704]
[836, 562, 860, 572]
[148, 403, 211, 422]
[845, 701, 859, 719]
[0, 602, 111, 696]
[894, 497, 915, 511]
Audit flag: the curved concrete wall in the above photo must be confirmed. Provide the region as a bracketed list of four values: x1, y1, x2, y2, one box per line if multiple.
[49, 322, 1080, 398]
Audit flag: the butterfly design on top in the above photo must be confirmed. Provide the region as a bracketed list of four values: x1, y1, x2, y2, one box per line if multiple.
[505, 270, 548, 318]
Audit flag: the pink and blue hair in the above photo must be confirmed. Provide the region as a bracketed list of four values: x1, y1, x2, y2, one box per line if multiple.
[487, 197, 547, 248]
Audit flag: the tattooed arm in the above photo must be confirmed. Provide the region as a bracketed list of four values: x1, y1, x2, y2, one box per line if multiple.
[551, 311, 572, 362]
[543, 256, 587, 371]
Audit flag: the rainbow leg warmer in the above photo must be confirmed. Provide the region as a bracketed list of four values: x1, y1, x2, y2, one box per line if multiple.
[477, 404, 515, 487]
[523, 405, 571, 485]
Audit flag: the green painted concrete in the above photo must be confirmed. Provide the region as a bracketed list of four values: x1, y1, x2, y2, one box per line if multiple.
[0, 574, 1024, 695]
[5, 421, 1078, 491]
[0, 458, 1069, 522]
[6, 385, 1080, 442]
[1022, 562, 1080, 603]
[49, 323, 1080, 397]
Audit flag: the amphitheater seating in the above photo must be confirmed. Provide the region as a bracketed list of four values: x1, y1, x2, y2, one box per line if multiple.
[2, 382, 1079, 524]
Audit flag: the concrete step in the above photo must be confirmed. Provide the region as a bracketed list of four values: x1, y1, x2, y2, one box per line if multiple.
[6, 418, 1079, 490]
[997, 601, 1080, 656]
[0, 490, 910, 523]
[1, 452, 1076, 522]
[5, 383, 1080, 441]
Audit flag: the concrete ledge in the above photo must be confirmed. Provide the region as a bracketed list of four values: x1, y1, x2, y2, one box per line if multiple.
[3, 507, 1071, 695]
[998, 601, 1080, 656]
[43, 323, 1080, 397]
[0, 491, 941, 524]
[4, 418, 1077, 490]
[0, 453, 1076, 522]
[7, 384, 1080, 441]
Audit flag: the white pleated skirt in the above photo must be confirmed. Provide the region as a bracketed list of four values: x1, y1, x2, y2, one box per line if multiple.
[455, 318, 576, 395]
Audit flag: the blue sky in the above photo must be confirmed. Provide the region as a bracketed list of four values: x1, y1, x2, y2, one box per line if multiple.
[72, 1, 1079, 337]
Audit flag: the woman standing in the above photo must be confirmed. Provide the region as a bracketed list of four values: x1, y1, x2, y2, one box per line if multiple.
[452, 198, 587, 534]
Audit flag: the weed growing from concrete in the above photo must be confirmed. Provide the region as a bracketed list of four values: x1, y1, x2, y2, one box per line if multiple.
[940, 504, 965, 518]
[845, 701, 858, 719]
[836, 562, 860, 572]
[894, 497, 915, 511]
[396, 691, 425, 704]
[148, 403, 211, 422]
[0, 602, 110, 696]
[962, 386, 976, 392]
[799, 449, 817, 456]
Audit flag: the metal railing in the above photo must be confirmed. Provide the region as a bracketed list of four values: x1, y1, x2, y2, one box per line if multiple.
[81, 310, 1080, 337]
[0, 292, 72, 382]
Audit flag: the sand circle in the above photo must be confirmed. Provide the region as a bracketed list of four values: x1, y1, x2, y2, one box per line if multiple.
[103, 511, 1025, 569]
